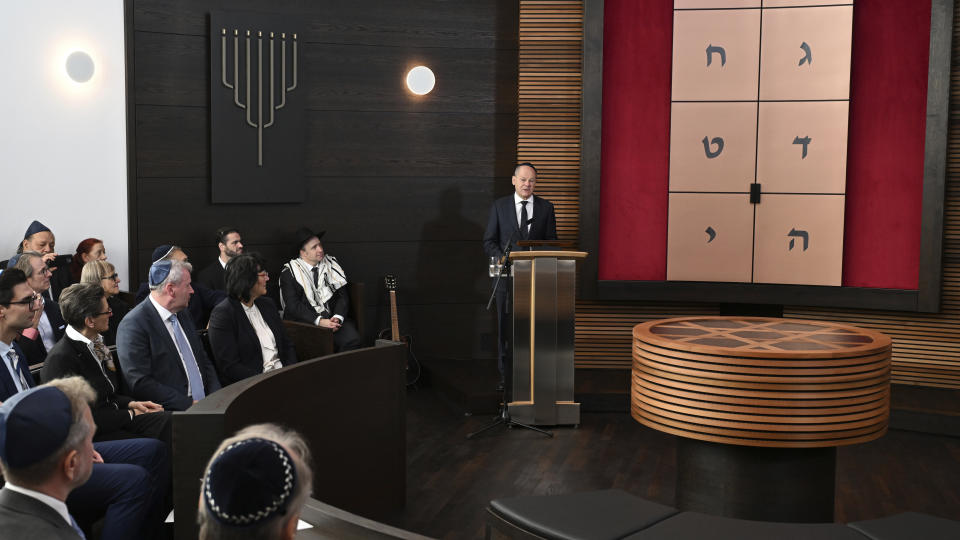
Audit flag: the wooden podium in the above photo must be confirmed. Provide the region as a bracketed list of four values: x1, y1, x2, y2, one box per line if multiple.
[507, 250, 587, 426]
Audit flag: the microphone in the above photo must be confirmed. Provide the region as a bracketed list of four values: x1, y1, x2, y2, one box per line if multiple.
[500, 217, 535, 265]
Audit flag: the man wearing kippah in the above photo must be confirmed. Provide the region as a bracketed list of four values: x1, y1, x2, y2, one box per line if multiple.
[7, 220, 73, 301]
[0, 382, 96, 539]
[198, 423, 314, 540]
[118, 258, 221, 410]
[133, 244, 227, 329]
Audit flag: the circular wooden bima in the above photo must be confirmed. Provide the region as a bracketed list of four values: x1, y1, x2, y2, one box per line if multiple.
[632, 317, 891, 448]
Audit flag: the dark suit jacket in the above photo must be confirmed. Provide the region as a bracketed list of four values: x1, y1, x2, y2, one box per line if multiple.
[208, 297, 297, 386]
[197, 260, 226, 292]
[0, 342, 32, 401]
[279, 266, 350, 324]
[0, 488, 81, 539]
[482, 194, 558, 260]
[101, 295, 130, 347]
[42, 335, 135, 436]
[15, 297, 67, 366]
[49, 265, 76, 302]
[116, 298, 221, 410]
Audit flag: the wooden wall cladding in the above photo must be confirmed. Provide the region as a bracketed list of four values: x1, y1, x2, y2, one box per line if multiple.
[129, 0, 519, 361]
[523, 0, 960, 391]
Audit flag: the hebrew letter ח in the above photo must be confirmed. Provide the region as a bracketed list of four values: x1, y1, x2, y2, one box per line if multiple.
[706, 44, 726, 67]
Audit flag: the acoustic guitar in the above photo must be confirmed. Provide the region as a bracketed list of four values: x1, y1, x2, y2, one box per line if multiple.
[379, 274, 421, 386]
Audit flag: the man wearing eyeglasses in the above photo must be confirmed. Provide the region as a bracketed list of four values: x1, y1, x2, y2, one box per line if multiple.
[11, 251, 67, 366]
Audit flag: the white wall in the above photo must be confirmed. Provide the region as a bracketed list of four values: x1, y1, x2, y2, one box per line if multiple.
[1, 1, 129, 287]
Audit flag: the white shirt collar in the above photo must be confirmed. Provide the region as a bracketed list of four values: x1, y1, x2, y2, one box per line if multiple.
[4, 483, 73, 526]
[149, 294, 175, 322]
[514, 192, 532, 205]
[299, 257, 320, 270]
[65, 325, 93, 345]
[219, 255, 229, 268]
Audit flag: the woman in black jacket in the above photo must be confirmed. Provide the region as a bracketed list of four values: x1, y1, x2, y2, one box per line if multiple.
[208, 253, 297, 386]
[80, 259, 129, 346]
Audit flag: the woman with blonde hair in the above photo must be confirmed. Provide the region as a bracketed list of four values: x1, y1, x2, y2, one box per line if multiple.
[81, 260, 129, 346]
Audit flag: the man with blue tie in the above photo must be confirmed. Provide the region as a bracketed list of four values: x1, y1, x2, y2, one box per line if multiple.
[117, 259, 221, 410]
[0, 269, 171, 540]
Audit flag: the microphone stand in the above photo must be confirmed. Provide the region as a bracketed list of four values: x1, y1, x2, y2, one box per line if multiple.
[470, 222, 552, 439]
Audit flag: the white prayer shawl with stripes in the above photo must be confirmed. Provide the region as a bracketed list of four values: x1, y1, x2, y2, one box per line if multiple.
[281, 256, 348, 315]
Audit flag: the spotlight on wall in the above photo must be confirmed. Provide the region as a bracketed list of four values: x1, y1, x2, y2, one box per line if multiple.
[406, 66, 435, 95]
[65, 51, 95, 83]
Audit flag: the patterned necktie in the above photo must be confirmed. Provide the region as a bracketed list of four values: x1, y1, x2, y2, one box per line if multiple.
[90, 338, 116, 394]
[7, 349, 30, 390]
[520, 200, 529, 239]
[169, 315, 205, 400]
[312, 266, 320, 288]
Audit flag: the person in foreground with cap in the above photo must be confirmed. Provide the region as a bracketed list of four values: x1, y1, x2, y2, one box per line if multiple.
[279, 228, 361, 352]
[134, 244, 227, 329]
[0, 379, 97, 539]
[118, 258, 221, 410]
[1, 271, 172, 539]
[198, 423, 314, 540]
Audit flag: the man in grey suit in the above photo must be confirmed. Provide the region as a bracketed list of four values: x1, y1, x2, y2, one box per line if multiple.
[482, 162, 558, 387]
[0, 378, 98, 539]
[117, 259, 221, 411]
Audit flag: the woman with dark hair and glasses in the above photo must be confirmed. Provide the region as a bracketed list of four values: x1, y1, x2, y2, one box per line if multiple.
[80, 260, 129, 346]
[208, 253, 297, 386]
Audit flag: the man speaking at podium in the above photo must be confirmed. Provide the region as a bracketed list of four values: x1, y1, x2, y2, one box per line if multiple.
[482, 163, 557, 389]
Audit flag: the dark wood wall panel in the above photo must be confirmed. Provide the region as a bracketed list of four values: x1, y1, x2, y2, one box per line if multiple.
[130, 0, 519, 361]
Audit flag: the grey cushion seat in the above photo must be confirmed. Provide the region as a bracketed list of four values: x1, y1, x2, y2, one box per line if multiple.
[489, 489, 678, 540]
[848, 512, 960, 540]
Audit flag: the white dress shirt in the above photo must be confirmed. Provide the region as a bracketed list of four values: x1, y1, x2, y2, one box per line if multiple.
[37, 310, 56, 352]
[514, 192, 534, 234]
[148, 296, 198, 397]
[241, 302, 282, 373]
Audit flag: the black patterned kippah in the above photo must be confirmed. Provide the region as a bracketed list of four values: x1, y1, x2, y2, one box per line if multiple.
[202, 437, 297, 526]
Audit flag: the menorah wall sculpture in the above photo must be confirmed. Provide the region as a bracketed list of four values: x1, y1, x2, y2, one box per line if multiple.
[219, 27, 298, 166]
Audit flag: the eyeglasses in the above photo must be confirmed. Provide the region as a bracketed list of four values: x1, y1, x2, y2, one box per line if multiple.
[37, 267, 52, 277]
[95, 307, 113, 317]
[7, 293, 44, 311]
[257, 271, 269, 278]
[104, 273, 119, 282]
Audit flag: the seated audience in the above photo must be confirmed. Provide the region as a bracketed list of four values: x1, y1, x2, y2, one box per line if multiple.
[198, 226, 244, 292]
[118, 259, 221, 410]
[0, 271, 170, 540]
[66, 238, 108, 288]
[198, 423, 314, 540]
[80, 260, 129, 346]
[43, 283, 172, 446]
[11, 220, 72, 300]
[208, 253, 296, 386]
[135, 244, 226, 328]
[280, 228, 361, 351]
[12, 250, 67, 365]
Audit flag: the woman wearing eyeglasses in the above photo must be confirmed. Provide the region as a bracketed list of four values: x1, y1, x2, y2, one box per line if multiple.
[208, 253, 297, 386]
[80, 260, 129, 346]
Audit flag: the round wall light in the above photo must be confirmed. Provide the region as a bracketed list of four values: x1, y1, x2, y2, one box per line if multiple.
[66, 51, 95, 83]
[406, 66, 435, 95]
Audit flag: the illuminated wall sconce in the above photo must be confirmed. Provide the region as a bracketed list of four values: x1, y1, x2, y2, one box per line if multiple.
[65, 51, 95, 83]
[406, 66, 435, 95]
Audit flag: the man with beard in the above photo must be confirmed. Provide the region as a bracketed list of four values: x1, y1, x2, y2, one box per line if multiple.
[197, 227, 244, 292]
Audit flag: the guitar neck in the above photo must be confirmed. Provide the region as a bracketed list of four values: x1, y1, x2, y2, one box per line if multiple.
[389, 290, 400, 342]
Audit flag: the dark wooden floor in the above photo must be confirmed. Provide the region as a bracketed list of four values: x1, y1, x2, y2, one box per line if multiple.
[382, 386, 960, 540]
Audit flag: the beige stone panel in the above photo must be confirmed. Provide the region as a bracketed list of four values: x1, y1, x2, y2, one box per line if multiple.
[672, 9, 761, 101]
[670, 102, 758, 192]
[756, 101, 848, 194]
[675, 0, 760, 8]
[667, 193, 755, 283]
[759, 6, 853, 100]
[753, 194, 844, 285]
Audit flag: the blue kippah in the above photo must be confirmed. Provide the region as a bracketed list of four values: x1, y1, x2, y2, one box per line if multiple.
[7, 254, 21, 268]
[0, 387, 73, 469]
[149, 260, 173, 287]
[203, 437, 297, 526]
[151, 245, 175, 264]
[23, 220, 51, 239]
